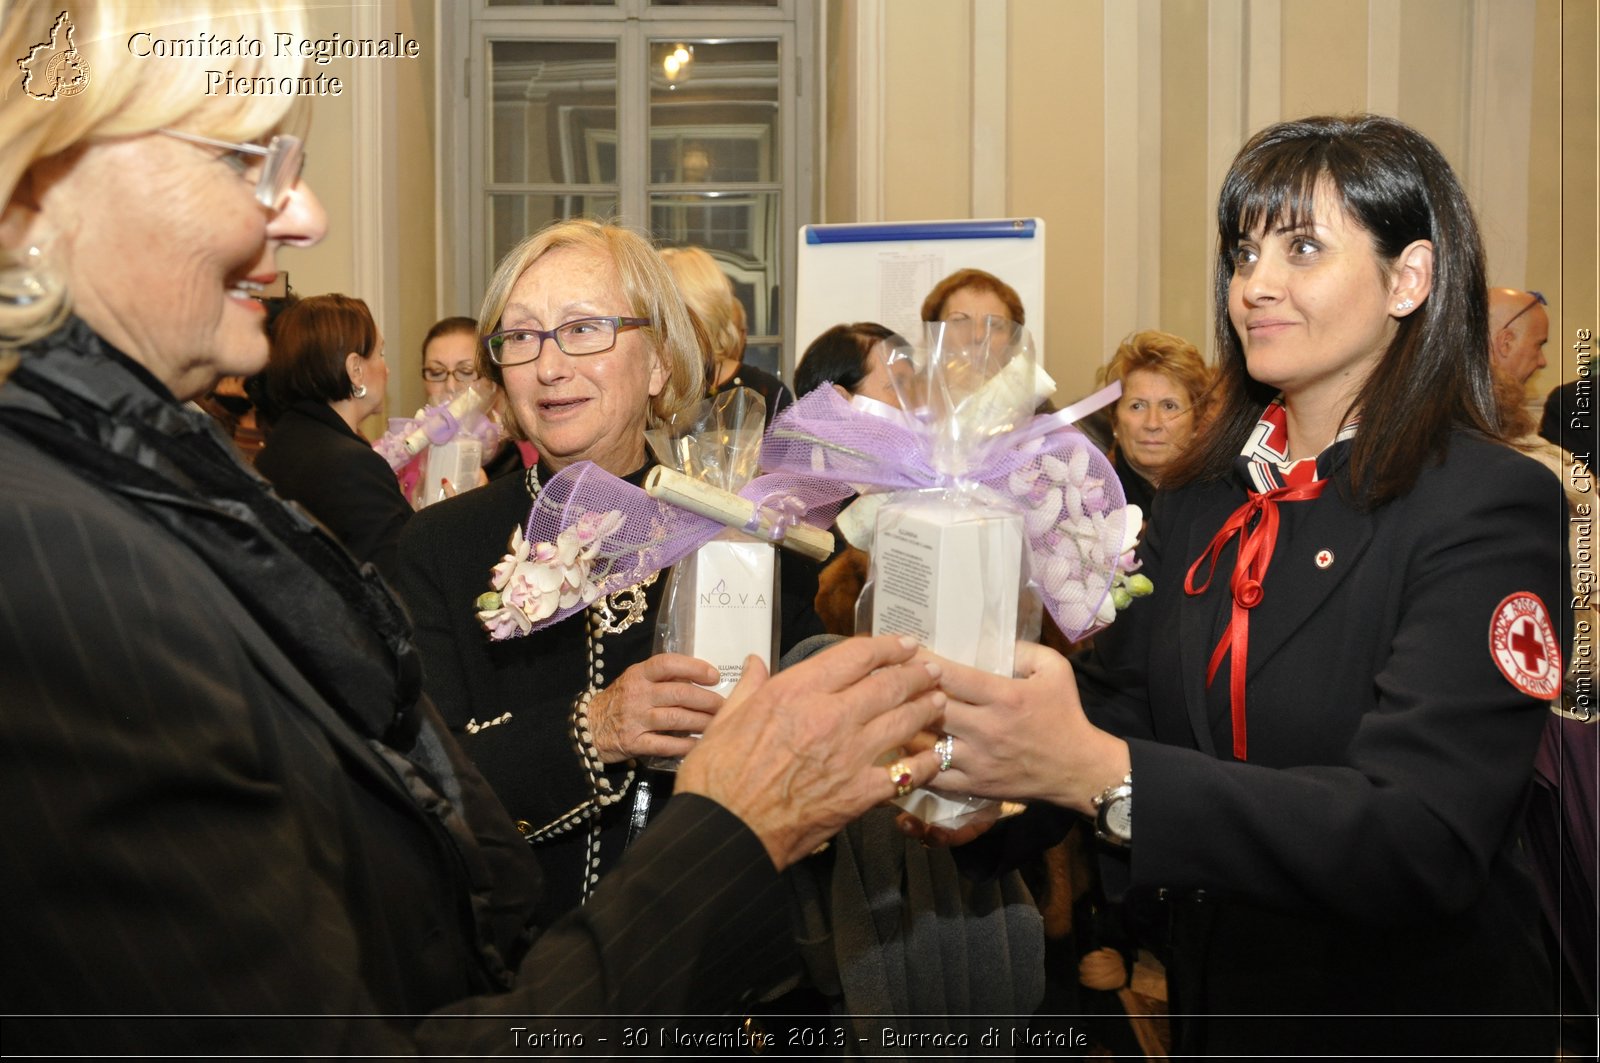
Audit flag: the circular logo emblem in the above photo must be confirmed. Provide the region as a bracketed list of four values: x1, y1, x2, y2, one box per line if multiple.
[45, 50, 90, 98]
[1488, 592, 1561, 699]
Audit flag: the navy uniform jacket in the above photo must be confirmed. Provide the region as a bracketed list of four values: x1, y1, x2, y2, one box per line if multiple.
[1073, 431, 1565, 1055]
[972, 429, 1561, 1056]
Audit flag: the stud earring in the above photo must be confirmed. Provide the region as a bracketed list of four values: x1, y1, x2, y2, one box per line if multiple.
[1395, 298, 1415, 312]
[351, 383, 368, 399]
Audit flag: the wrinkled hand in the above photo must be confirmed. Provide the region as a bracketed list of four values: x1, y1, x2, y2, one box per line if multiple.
[921, 642, 1129, 814]
[678, 635, 947, 869]
[587, 653, 722, 763]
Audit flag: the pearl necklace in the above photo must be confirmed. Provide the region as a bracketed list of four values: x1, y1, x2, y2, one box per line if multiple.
[524, 462, 659, 903]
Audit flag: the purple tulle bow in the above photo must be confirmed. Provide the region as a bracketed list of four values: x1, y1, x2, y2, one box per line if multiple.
[759, 387, 1130, 639]
[373, 401, 502, 471]
[475, 462, 851, 640]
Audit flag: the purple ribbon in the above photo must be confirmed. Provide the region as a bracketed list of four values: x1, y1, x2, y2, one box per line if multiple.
[373, 402, 502, 471]
[759, 387, 1129, 639]
[496, 463, 852, 635]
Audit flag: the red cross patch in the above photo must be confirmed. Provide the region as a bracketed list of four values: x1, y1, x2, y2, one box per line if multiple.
[1488, 592, 1561, 699]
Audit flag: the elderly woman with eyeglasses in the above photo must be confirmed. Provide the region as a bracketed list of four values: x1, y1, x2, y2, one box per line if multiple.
[397, 219, 827, 927]
[1, 4, 946, 1052]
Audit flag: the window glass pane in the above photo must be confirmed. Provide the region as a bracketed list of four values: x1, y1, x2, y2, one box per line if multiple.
[489, 193, 619, 282]
[648, 39, 778, 182]
[653, 191, 779, 337]
[490, 41, 617, 184]
[489, 1, 615, 7]
[740, 341, 782, 380]
[654, 1, 779, 7]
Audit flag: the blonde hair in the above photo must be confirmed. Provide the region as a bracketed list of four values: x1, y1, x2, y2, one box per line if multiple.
[476, 219, 705, 433]
[1098, 329, 1213, 422]
[1, 0, 310, 346]
[659, 246, 743, 366]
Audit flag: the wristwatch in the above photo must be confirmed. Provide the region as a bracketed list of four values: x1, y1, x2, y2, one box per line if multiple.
[1092, 772, 1133, 847]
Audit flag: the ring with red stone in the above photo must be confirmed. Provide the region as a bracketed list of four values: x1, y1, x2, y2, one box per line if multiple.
[887, 761, 914, 797]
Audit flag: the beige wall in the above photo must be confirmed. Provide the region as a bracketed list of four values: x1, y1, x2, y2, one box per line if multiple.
[287, 0, 439, 426]
[293, 0, 1592, 420]
[823, 0, 1591, 411]
[1010, 0, 1105, 398]
[883, 0, 973, 220]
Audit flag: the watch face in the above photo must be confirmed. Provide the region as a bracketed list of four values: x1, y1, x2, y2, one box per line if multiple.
[1106, 795, 1131, 839]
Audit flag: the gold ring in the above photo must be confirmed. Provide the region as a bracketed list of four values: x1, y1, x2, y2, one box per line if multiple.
[887, 760, 914, 797]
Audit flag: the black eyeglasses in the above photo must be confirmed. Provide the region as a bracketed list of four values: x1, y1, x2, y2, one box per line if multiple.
[1500, 290, 1547, 332]
[421, 365, 481, 384]
[160, 128, 306, 211]
[484, 316, 651, 367]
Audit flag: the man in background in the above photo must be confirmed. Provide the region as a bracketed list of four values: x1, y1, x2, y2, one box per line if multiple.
[1488, 287, 1550, 387]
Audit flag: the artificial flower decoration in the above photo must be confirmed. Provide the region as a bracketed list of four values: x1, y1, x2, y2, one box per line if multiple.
[475, 510, 626, 639]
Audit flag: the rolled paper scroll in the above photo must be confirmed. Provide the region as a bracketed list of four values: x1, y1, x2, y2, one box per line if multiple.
[644, 465, 834, 562]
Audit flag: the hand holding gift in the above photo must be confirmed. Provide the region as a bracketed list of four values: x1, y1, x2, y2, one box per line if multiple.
[760, 317, 1147, 826]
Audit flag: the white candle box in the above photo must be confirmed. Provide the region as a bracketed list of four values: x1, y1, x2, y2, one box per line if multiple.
[870, 496, 1022, 828]
[689, 537, 777, 698]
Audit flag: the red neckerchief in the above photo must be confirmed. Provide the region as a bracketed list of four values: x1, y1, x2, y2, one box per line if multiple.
[1183, 401, 1354, 759]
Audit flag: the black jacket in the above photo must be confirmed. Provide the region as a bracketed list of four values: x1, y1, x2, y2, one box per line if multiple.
[968, 430, 1565, 1056]
[0, 320, 795, 1055]
[398, 467, 825, 923]
[256, 399, 412, 583]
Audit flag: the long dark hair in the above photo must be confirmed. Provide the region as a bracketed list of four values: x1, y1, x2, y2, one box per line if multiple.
[1164, 114, 1497, 508]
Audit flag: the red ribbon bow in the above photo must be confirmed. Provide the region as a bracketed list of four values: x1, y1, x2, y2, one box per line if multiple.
[1184, 480, 1327, 759]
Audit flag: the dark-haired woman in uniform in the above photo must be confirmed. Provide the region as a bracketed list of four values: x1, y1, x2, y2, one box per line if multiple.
[920, 114, 1563, 1058]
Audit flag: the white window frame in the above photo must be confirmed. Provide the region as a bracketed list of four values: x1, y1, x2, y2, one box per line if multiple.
[439, 0, 813, 379]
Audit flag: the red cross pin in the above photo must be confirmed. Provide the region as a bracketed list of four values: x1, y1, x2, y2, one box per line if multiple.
[1314, 549, 1334, 569]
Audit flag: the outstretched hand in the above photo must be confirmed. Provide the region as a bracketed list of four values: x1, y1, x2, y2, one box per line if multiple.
[918, 641, 1129, 815]
[678, 635, 947, 869]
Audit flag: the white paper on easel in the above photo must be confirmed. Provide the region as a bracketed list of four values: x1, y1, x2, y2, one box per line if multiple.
[692, 538, 776, 697]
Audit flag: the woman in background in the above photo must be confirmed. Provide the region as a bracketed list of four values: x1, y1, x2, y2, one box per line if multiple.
[412, 314, 533, 490]
[1095, 329, 1211, 512]
[792, 321, 912, 634]
[793, 320, 908, 409]
[255, 293, 412, 581]
[921, 266, 1026, 330]
[660, 245, 793, 417]
[419, 314, 481, 405]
